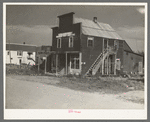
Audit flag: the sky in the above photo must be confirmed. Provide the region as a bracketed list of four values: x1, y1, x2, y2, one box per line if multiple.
[6, 5, 145, 53]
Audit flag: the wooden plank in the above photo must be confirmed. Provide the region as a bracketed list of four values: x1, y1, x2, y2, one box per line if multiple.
[79, 52, 82, 71]
[107, 39, 109, 75]
[66, 53, 67, 75]
[65, 51, 80, 53]
[45, 56, 47, 74]
[107, 56, 109, 75]
[56, 54, 58, 75]
[102, 38, 104, 75]
[114, 54, 116, 75]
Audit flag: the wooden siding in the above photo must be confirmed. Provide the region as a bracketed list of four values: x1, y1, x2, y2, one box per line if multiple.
[116, 40, 124, 74]
[51, 23, 81, 52]
[123, 50, 143, 73]
[51, 27, 59, 51]
[81, 36, 125, 75]
[59, 15, 74, 33]
[80, 34, 103, 75]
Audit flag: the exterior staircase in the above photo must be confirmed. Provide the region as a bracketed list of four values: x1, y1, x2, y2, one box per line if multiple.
[85, 46, 117, 76]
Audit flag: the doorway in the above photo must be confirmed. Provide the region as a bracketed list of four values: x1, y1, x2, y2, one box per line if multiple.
[19, 59, 22, 65]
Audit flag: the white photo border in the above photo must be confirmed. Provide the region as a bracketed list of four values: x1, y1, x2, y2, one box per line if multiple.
[3, 2, 147, 120]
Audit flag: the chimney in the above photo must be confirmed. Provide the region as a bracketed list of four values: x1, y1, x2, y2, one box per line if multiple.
[93, 17, 97, 23]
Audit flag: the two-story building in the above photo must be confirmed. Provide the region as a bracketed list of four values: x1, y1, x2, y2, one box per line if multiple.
[48, 12, 143, 76]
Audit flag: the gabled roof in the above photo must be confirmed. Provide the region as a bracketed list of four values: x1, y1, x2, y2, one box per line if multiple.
[74, 17, 122, 40]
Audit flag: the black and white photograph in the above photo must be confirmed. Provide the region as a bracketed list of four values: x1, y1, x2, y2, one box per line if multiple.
[3, 3, 147, 119]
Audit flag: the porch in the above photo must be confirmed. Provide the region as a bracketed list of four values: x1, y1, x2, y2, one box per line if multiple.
[48, 52, 82, 76]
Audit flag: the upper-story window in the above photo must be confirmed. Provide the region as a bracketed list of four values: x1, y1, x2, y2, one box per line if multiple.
[57, 38, 61, 48]
[69, 36, 74, 48]
[17, 51, 23, 56]
[87, 37, 94, 47]
[114, 40, 119, 49]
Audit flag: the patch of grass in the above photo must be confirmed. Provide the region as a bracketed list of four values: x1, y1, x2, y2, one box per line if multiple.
[54, 75, 144, 94]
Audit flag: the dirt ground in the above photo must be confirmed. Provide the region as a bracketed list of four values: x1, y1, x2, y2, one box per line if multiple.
[5, 64, 145, 109]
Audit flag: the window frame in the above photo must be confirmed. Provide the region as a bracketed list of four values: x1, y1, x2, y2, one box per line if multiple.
[69, 36, 74, 48]
[87, 37, 94, 47]
[114, 40, 119, 49]
[57, 38, 61, 48]
[17, 51, 23, 56]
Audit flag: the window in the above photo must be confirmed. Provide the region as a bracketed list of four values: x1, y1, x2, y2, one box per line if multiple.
[17, 51, 23, 56]
[70, 54, 79, 69]
[57, 38, 61, 48]
[114, 40, 119, 49]
[28, 52, 33, 56]
[87, 37, 94, 47]
[7, 51, 9, 55]
[69, 36, 74, 48]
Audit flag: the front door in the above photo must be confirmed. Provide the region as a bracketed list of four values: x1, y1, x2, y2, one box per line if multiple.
[70, 53, 80, 75]
[19, 59, 22, 65]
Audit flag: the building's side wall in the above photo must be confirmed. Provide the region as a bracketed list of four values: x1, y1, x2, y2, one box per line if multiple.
[80, 36, 125, 75]
[51, 23, 81, 52]
[6, 51, 19, 64]
[80, 34, 103, 75]
[6, 50, 35, 65]
[123, 51, 143, 74]
[116, 40, 124, 74]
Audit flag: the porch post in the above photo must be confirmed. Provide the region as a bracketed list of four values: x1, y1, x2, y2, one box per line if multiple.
[102, 38, 104, 75]
[56, 54, 58, 75]
[45, 56, 47, 74]
[66, 53, 67, 75]
[107, 39, 109, 75]
[114, 54, 116, 75]
[38, 55, 40, 72]
[107, 56, 109, 75]
[79, 52, 82, 74]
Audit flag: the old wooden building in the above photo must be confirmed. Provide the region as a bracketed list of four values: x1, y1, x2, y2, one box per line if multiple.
[6, 43, 37, 65]
[47, 12, 143, 76]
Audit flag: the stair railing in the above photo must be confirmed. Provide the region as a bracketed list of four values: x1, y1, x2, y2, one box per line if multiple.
[85, 46, 117, 76]
[85, 47, 108, 76]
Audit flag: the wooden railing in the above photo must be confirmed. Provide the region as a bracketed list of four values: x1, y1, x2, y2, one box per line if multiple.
[85, 46, 117, 76]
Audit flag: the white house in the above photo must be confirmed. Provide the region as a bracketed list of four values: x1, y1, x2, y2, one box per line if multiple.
[6, 43, 37, 65]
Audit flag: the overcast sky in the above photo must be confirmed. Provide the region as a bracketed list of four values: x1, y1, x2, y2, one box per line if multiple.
[6, 5, 145, 52]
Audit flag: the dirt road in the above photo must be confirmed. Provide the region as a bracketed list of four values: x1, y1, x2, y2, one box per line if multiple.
[5, 75, 144, 109]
